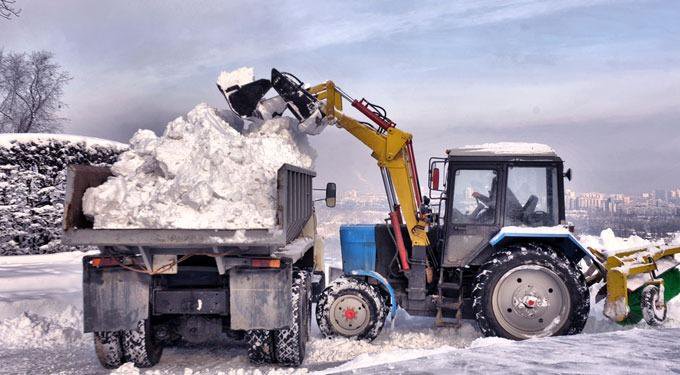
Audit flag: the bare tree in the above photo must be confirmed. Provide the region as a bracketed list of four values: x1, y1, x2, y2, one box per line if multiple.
[0, 0, 20, 20]
[0, 51, 71, 133]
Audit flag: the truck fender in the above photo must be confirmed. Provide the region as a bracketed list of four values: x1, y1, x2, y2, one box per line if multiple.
[488, 226, 605, 274]
[347, 270, 398, 319]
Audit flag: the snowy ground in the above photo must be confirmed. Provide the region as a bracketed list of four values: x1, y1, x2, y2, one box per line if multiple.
[2, 251, 680, 374]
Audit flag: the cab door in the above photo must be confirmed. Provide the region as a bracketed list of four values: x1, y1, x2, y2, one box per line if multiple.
[442, 165, 501, 267]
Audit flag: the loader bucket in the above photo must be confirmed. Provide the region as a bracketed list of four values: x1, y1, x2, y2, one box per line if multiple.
[218, 78, 272, 117]
[270, 68, 319, 122]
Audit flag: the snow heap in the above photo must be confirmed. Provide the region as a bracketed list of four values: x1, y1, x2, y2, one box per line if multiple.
[216, 66, 255, 89]
[579, 228, 658, 256]
[0, 134, 124, 255]
[83, 102, 316, 229]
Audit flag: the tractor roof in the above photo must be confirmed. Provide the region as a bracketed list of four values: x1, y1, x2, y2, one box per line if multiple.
[446, 142, 557, 157]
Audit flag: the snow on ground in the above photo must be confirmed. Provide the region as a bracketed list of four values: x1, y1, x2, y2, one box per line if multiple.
[3, 227, 680, 373]
[0, 132, 127, 151]
[2, 250, 680, 374]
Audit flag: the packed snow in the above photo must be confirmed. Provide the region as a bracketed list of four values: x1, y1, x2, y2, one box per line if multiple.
[449, 142, 556, 155]
[83, 69, 317, 229]
[2, 228, 680, 373]
[0, 132, 127, 150]
[217, 66, 256, 90]
[579, 228, 659, 256]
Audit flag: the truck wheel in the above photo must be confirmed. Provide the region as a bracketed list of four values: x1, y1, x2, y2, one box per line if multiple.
[245, 330, 274, 364]
[472, 243, 589, 340]
[122, 320, 163, 368]
[274, 270, 311, 366]
[316, 276, 389, 342]
[93, 331, 124, 369]
[641, 285, 667, 325]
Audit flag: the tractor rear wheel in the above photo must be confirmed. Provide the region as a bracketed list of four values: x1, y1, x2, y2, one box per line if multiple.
[473, 243, 589, 340]
[641, 285, 667, 325]
[316, 276, 389, 342]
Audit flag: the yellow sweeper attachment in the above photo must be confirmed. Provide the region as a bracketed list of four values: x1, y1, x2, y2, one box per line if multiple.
[589, 243, 680, 325]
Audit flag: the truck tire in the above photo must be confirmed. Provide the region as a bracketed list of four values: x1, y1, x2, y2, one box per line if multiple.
[274, 270, 311, 366]
[245, 330, 274, 364]
[316, 276, 389, 342]
[472, 243, 589, 340]
[122, 320, 163, 368]
[93, 331, 124, 369]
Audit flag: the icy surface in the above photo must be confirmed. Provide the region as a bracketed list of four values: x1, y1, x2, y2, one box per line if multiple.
[449, 142, 556, 155]
[83, 103, 315, 229]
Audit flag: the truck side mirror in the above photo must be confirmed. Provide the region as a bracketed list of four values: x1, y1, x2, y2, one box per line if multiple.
[325, 182, 336, 207]
[564, 168, 572, 181]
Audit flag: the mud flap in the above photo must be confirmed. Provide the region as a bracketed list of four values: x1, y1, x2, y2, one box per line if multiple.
[83, 256, 151, 332]
[229, 264, 292, 330]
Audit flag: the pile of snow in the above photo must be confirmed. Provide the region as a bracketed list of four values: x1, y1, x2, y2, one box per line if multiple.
[579, 228, 658, 256]
[83, 101, 316, 229]
[450, 142, 556, 155]
[0, 134, 124, 255]
[0, 306, 85, 349]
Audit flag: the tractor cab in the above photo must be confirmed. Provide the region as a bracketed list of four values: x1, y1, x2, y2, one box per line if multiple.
[428, 143, 568, 268]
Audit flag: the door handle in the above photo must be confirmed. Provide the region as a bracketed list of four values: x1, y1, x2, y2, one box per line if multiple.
[451, 225, 466, 231]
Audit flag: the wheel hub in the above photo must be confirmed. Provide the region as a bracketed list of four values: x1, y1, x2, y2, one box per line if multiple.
[491, 265, 570, 339]
[329, 295, 370, 336]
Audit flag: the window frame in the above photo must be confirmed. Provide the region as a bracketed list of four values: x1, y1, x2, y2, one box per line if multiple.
[446, 165, 502, 226]
[502, 163, 562, 227]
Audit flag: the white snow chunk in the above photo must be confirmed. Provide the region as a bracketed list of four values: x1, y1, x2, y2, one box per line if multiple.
[217, 66, 255, 89]
[579, 228, 656, 256]
[82, 103, 316, 229]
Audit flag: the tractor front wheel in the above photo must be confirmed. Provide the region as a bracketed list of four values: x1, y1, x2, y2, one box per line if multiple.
[316, 276, 389, 342]
[473, 243, 589, 340]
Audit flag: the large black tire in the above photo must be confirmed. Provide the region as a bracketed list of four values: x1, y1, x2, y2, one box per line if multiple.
[274, 270, 311, 366]
[316, 276, 389, 342]
[93, 331, 124, 369]
[122, 320, 163, 368]
[472, 243, 589, 340]
[245, 330, 274, 364]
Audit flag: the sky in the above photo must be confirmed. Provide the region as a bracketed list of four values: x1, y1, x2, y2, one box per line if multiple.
[1, 0, 679, 195]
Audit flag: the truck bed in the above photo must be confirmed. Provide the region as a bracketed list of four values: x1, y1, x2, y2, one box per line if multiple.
[62, 164, 315, 255]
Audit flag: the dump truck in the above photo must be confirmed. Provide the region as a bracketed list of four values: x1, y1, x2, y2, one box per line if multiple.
[226, 69, 680, 342]
[62, 163, 335, 368]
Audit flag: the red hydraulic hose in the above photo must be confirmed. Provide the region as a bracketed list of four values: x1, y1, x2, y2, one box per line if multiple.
[389, 211, 411, 271]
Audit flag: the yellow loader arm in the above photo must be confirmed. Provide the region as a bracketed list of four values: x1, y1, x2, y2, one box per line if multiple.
[270, 70, 429, 271]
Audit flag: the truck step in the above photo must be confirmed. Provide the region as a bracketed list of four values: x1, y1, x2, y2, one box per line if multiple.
[433, 296, 461, 311]
[438, 282, 461, 291]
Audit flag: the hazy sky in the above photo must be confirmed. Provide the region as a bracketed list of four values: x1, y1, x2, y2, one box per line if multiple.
[2, 0, 679, 195]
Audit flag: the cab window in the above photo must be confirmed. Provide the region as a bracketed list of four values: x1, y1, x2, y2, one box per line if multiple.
[450, 169, 497, 224]
[504, 166, 559, 227]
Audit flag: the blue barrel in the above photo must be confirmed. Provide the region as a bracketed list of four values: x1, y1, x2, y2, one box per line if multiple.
[340, 224, 376, 273]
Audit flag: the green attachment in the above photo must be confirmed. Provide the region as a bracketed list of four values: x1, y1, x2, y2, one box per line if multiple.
[620, 267, 680, 325]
